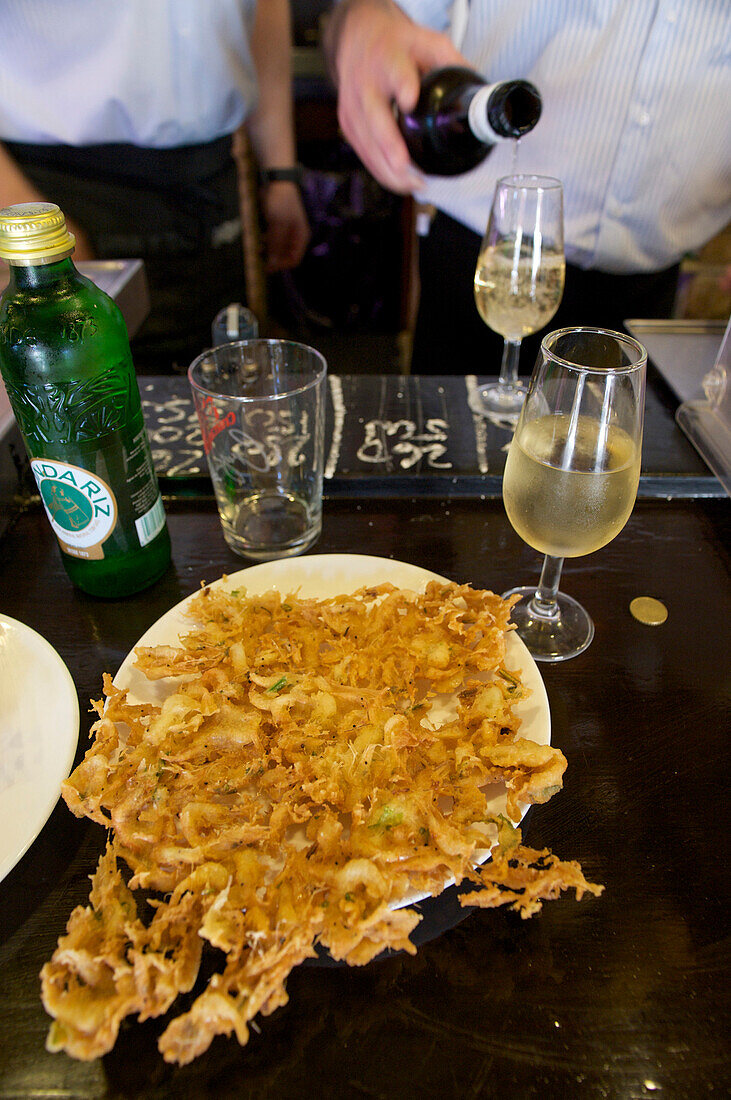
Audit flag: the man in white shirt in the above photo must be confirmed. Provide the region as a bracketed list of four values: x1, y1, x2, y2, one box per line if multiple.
[0, 0, 309, 372]
[326, 0, 731, 374]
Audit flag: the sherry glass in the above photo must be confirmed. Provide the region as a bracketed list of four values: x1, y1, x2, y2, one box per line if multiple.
[474, 175, 565, 423]
[502, 327, 647, 661]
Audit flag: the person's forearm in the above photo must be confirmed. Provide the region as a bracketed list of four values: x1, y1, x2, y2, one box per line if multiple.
[245, 0, 298, 171]
[243, 1, 310, 273]
[0, 143, 47, 207]
[0, 143, 95, 258]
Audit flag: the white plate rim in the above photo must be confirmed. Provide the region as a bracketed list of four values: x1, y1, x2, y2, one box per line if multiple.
[0, 613, 80, 883]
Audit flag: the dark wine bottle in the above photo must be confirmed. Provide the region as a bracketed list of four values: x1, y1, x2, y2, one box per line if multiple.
[398, 66, 542, 177]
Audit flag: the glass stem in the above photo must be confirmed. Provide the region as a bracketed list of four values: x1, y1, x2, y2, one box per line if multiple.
[529, 554, 564, 620]
[498, 338, 522, 389]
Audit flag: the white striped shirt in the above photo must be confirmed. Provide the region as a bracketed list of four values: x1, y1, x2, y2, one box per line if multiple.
[399, 0, 731, 273]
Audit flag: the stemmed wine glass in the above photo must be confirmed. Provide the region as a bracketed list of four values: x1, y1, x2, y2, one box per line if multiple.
[502, 327, 647, 661]
[474, 175, 565, 423]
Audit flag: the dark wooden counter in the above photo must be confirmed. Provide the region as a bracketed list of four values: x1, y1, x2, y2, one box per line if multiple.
[1, 491, 729, 1099]
[2, 372, 720, 525]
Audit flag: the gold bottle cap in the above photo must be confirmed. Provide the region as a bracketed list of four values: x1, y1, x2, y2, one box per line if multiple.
[0, 202, 75, 265]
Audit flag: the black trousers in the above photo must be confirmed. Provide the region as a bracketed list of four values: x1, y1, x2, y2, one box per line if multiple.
[411, 210, 680, 376]
[5, 138, 246, 374]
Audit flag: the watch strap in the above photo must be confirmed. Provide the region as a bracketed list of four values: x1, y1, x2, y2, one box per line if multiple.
[260, 167, 303, 186]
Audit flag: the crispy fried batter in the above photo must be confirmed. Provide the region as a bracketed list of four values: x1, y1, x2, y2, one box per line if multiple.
[42, 580, 602, 1064]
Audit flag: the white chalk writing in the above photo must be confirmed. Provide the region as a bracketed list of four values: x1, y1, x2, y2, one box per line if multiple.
[356, 418, 452, 469]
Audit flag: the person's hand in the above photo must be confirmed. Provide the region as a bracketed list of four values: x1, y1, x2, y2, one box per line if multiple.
[0, 142, 97, 260]
[261, 180, 311, 272]
[326, 0, 465, 193]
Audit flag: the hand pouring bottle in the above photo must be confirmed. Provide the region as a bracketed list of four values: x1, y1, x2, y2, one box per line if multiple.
[398, 66, 542, 176]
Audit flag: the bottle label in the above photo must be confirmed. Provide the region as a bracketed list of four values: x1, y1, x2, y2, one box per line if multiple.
[30, 458, 118, 560]
[29, 424, 166, 559]
[135, 494, 167, 548]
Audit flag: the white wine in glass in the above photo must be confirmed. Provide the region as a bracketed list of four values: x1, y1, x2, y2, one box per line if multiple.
[502, 327, 647, 661]
[475, 175, 565, 423]
[504, 414, 641, 558]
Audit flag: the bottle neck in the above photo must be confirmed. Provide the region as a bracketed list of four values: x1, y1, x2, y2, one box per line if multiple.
[6, 255, 78, 291]
[468, 84, 508, 144]
[468, 80, 542, 144]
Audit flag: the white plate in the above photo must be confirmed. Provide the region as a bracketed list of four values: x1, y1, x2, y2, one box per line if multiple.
[0, 614, 79, 883]
[115, 554, 551, 903]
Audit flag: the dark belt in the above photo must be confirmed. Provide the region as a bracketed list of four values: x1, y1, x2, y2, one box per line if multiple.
[4, 135, 235, 189]
[4, 135, 239, 257]
[4, 134, 246, 371]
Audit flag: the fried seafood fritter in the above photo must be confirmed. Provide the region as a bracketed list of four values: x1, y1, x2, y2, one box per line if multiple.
[42, 580, 602, 1064]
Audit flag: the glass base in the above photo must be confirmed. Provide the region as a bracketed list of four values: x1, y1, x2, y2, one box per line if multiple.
[477, 380, 527, 423]
[503, 586, 594, 662]
[220, 491, 321, 560]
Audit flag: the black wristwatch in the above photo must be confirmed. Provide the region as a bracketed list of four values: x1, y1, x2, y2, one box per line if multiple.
[260, 166, 304, 187]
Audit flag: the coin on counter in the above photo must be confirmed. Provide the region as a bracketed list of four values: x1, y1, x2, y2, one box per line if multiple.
[630, 597, 668, 625]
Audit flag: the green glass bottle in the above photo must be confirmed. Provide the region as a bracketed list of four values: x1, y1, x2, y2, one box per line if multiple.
[0, 202, 171, 597]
